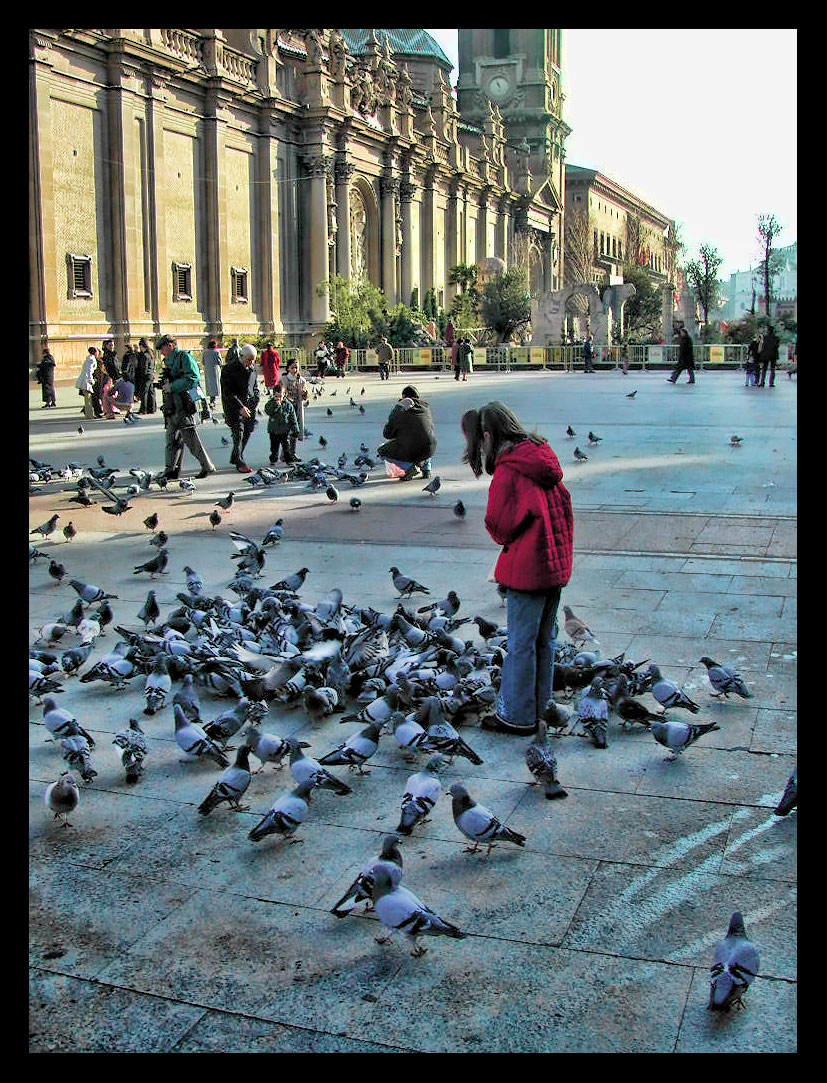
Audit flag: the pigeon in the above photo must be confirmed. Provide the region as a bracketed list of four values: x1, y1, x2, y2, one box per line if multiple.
[319, 435, 328, 447]
[773, 766, 797, 817]
[587, 431, 602, 445]
[730, 435, 744, 447]
[647, 665, 701, 714]
[42, 698, 95, 746]
[698, 657, 752, 700]
[60, 734, 97, 782]
[626, 390, 638, 398]
[214, 492, 235, 511]
[261, 520, 284, 547]
[326, 408, 333, 417]
[44, 772, 79, 827]
[422, 476, 441, 496]
[566, 425, 576, 438]
[525, 721, 568, 798]
[708, 911, 760, 1013]
[179, 479, 197, 495]
[173, 704, 229, 767]
[396, 754, 446, 834]
[68, 491, 96, 507]
[649, 717, 720, 760]
[143, 653, 172, 715]
[148, 531, 169, 550]
[418, 591, 460, 619]
[133, 549, 168, 577]
[113, 719, 148, 783]
[326, 483, 339, 502]
[573, 447, 588, 462]
[446, 782, 526, 854]
[59, 642, 94, 677]
[143, 512, 159, 532]
[197, 745, 252, 814]
[62, 522, 77, 543]
[30, 546, 47, 564]
[419, 698, 483, 766]
[562, 606, 599, 646]
[209, 510, 222, 529]
[203, 698, 259, 746]
[69, 580, 118, 605]
[371, 867, 467, 957]
[172, 673, 201, 721]
[350, 497, 361, 511]
[453, 500, 466, 519]
[577, 677, 610, 749]
[389, 712, 429, 758]
[330, 834, 403, 917]
[48, 559, 66, 583]
[247, 780, 314, 843]
[93, 599, 114, 632]
[610, 676, 662, 729]
[318, 722, 381, 775]
[270, 568, 308, 593]
[77, 425, 84, 434]
[31, 514, 60, 538]
[287, 737, 352, 795]
[34, 623, 70, 646]
[243, 725, 290, 772]
[183, 565, 204, 594]
[137, 589, 160, 629]
[221, 436, 230, 446]
[390, 566, 430, 598]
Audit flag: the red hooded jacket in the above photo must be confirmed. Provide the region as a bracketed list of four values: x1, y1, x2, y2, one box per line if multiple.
[485, 440, 574, 592]
[260, 346, 281, 389]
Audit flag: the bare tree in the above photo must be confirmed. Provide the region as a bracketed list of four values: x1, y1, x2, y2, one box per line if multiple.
[757, 213, 783, 318]
[563, 204, 592, 315]
[683, 243, 724, 327]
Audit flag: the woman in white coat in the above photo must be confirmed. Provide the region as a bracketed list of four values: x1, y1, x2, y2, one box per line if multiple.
[75, 347, 97, 420]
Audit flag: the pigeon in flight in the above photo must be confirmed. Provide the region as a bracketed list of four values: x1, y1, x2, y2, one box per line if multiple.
[649, 717, 720, 760]
[422, 476, 441, 496]
[371, 867, 466, 957]
[573, 447, 588, 462]
[44, 772, 79, 827]
[773, 766, 797, 817]
[197, 745, 252, 814]
[708, 911, 760, 1013]
[447, 782, 526, 855]
[31, 514, 60, 539]
[390, 566, 430, 598]
[248, 780, 315, 843]
[698, 657, 752, 700]
[525, 721, 568, 798]
[330, 834, 403, 917]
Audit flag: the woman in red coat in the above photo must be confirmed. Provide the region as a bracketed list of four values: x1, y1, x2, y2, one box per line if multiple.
[462, 401, 574, 735]
[260, 343, 281, 397]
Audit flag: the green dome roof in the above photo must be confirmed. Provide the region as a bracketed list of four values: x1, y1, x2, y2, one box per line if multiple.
[341, 29, 452, 69]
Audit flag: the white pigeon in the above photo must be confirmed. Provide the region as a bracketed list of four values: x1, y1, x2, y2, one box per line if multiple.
[44, 772, 79, 827]
[371, 868, 467, 957]
[708, 911, 760, 1012]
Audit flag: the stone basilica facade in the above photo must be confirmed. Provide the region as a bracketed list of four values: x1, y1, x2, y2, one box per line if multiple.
[29, 29, 568, 370]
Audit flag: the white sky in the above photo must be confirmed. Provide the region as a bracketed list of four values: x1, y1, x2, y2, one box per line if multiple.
[425, 29, 797, 279]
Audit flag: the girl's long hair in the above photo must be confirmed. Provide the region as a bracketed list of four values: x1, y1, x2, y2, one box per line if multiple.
[461, 401, 545, 477]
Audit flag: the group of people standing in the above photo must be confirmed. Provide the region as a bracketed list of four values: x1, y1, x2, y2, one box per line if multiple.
[451, 337, 475, 381]
[73, 338, 157, 420]
[313, 339, 350, 379]
[744, 325, 781, 388]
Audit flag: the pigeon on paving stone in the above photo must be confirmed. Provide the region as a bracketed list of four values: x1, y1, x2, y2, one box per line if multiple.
[421, 476, 441, 496]
[214, 492, 235, 511]
[730, 435, 744, 447]
[610, 675, 662, 729]
[698, 656, 752, 700]
[270, 567, 308, 593]
[350, 497, 361, 511]
[48, 560, 66, 583]
[247, 779, 314, 843]
[540, 699, 572, 735]
[203, 698, 257, 746]
[261, 520, 284, 547]
[562, 605, 599, 646]
[525, 721, 568, 798]
[587, 431, 602, 445]
[179, 479, 197, 495]
[708, 911, 760, 1013]
[183, 565, 204, 594]
[418, 591, 460, 618]
[197, 745, 252, 814]
[42, 698, 95, 746]
[173, 703, 229, 767]
[573, 447, 588, 462]
[133, 549, 169, 577]
[137, 589, 160, 629]
[453, 500, 466, 519]
[648, 664, 701, 713]
[69, 580, 118, 605]
[576, 677, 610, 749]
[113, 719, 148, 783]
[68, 491, 96, 507]
[390, 566, 430, 598]
[62, 522, 76, 543]
[60, 734, 97, 782]
[143, 512, 159, 532]
[446, 781, 526, 854]
[318, 722, 381, 775]
[148, 530, 169, 550]
[172, 673, 201, 721]
[566, 425, 576, 438]
[34, 623, 70, 646]
[390, 711, 429, 759]
[143, 653, 172, 715]
[31, 514, 60, 539]
[326, 483, 339, 502]
[287, 736, 352, 795]
[29, 546, 47, 564]
[419, 697, 483, 765]
[209, 509, 221, 529]
[649, 717, 720, 760]
[371, 867, 467, 957]
[244, 725, 290, 772]
[626, 390, 638, 398]
[396, 754, 447, 834]
[331, 834, 404, 918]
[44, 772, 79, 827]
[773, 766, 797, 817]
[59, 642, 95, 677]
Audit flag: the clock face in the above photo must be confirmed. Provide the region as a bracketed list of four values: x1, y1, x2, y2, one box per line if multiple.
[488, 75, 511, 101]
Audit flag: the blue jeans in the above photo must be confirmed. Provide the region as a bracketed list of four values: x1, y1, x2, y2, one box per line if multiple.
[497, 586, 561, 727]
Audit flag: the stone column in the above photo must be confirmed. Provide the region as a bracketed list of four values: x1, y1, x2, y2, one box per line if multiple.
[105, 48, 131, 351]
[146, 74, 169, 330]
[399, 178, 415, 309]
[497, 196, 510, 265]
[203, 85, 230, 340]
[29, 33, 57, 368]
[446, 180, 460, 301]
[662, 282, 674, 342]
[420, 167, 436, 298]
[477, 192, 491, 262]
[335, 160, 355, 279]
[304, 154, 331, 326]
[380, 174, 398, 302]
[257, 106, 282, 335]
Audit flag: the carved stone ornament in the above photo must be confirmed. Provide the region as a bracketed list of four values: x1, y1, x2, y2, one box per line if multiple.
[302, 154, 330, 178]
[328, 29, 347, 82]
[301, 29, 325, 68]
[396, 65, 413, 111]
[350, 64, 377, 116]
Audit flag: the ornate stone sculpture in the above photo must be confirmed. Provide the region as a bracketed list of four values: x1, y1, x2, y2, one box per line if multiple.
[328, 29, 347, 82]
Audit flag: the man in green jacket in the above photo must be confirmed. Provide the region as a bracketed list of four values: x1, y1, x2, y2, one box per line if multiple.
[156, 334, 216, 480]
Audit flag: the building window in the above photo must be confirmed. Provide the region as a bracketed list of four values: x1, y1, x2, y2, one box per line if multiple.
[67, 254, 93, 299]
[600, 233, 604, 255]
[618, 241, 622, 262]
[612, 237, 617, 258]
[231, 267, 249, 304]
[573, 193, 582, 203]
[172, 262, 193, 303]
[493, 29, 510, 58]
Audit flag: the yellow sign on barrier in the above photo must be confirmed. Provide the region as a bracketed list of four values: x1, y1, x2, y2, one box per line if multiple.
[708, 345, 725, 365]
[511, 348, 528, 364]
[530, 348, 545, 364]
[419, 349, 432, 366]
[474, 350, 486, 365]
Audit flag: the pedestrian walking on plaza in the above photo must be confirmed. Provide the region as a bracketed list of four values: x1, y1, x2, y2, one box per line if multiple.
[451, 336, 460, 380]
[36, 347, 57, 408]
[157, 333, 216, 480]
[264, 383, 300, 463]
[667, 327, 695, 384]
[582, 332, 596, 373]
[101, 338, 120, 381]
[225, 337, 241, 368]
[334, 340, 349, 378]
[745, 333, 762, 387]
[278, 357, 309, 461]
[260, 341, 281, 397]
[201, 339, 222, 408]
[75, 347, 97, 419]
[314, 338, 331, 379]
[221, 343, 260, 474]
[93, 353, 111, 418]
[134, 338, 157, 414]
[758, 324, 779, 388]
[462, 401, 573, 736]
[377, 335, 393, 381]
[377, 385, 437, 480]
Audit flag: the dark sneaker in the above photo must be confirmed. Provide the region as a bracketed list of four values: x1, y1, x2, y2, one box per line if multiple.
[400, 465, 421, 482]
[195, 467, 216, 479]
[163, 469, 180, 480]
[479, 714, 537, 736]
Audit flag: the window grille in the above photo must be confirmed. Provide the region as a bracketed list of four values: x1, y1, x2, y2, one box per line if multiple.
[231, 266, 249, 304]
[67, 254, 92, 299]
[172, 262, 192, 303]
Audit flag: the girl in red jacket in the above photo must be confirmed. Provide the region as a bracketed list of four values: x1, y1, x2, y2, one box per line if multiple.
[462, 401, 574, 735]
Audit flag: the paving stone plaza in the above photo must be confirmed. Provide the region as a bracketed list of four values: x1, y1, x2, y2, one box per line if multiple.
[29, 368, 796, 1053]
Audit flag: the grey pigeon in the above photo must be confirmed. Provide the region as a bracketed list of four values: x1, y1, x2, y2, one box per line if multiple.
[318, 722, 381, 775]
[419, 697, 483, 765]
[447, 781, 526, 854]
[248, 779, 314, 843]
[137, 589, 160, 629]
[173, 704, 229, 767]
[148, 530, 169, 550]
[42, 697, 95, 746]
[350, 497, 361, 511]
[270, 567, 308, 593]
[172, 673, 201, 721]
[197, 745, 252, 814]
[44, 772, 79, 827]
[60, 734, 97, 782]
[371, 867, 467, 957]
[209, 509, 221, 529]
[587, 431, 602, 445]
[244, 725, 290, 772]
[525, 721, 568, 798]
[698, 656, 752, 700]
[649, 717, 720, 760]
[113, 719, 148, 783]
[566, 425, 576, 438]
[203, 698, 256, 746]
[59, 642, 94, 677]
[648, 664, 700, 713]
[143, 653, 171, 715]
[453, 500, 466, 519]
[390, 711, 428, 758]
[708, 911, 760, 1012]
[48, 559, 66, 583]
[390, 566, 430, 598]
[214, 491, 235, 511]
[396, 754, 446, 834]
[261, 520, 284, 547]
[31, 514, 60, 538]
[573, 447, 588, 462]
[421, 475, 441, 496]
[577, 677, 610, 749]
[62, 522, 77, 543]
[774, 766, 797, 816]
[330, 834, 403, 917]
[133, 549, 168, 577]
[183, 565, 203, 594]
[287, 736, 352, 795]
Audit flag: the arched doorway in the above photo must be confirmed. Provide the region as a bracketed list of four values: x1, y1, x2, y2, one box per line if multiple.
[349, 180, 380, 288]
